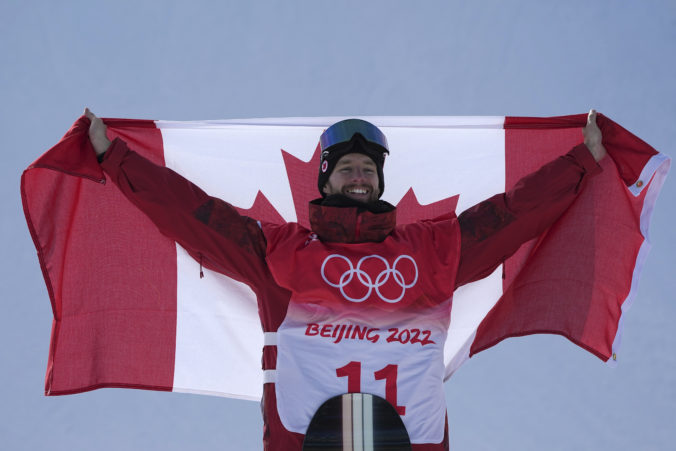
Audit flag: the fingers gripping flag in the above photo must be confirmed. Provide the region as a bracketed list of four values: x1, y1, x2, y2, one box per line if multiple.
[22, 114, 669, 398]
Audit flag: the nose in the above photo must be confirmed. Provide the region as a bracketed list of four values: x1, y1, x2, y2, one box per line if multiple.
[351, 168, 368, 181]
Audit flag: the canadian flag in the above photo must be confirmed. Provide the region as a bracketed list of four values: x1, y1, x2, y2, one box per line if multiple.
[21, 114, 669, 401]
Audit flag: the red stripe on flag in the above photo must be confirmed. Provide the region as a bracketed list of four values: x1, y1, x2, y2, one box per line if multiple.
[22, 117, 177, 395]
[505, 114, 657, 185]
[470, 115, 650, 360]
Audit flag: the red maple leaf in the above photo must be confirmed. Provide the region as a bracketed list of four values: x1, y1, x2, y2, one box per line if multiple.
[236, 143, 459, 227]
[233, 190, 285, 225]
[282, 143, 322, 228]
[283, 144, 459, 227]
[394, 188, 458, 224]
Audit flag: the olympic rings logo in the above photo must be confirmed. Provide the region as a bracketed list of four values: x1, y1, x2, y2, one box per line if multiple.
[320, 254, 418, 304]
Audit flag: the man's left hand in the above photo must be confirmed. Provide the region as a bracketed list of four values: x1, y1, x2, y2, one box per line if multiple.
[583, 109, 607, 162]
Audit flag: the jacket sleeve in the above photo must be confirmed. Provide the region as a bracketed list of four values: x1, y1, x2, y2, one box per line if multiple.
[455, 144, 602, 287]
[100, 137, 270, 288]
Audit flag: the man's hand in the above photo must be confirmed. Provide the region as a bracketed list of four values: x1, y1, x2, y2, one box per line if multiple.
[84, 108, 111, 157]
[583, 109, 607, 162]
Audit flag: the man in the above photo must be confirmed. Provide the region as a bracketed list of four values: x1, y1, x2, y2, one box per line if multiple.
[85, 108, 606, 450]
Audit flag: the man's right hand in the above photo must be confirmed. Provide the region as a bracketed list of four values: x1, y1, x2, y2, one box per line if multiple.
[84, 108, 111, 157]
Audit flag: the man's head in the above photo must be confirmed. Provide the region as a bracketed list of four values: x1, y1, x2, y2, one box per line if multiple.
[317, 119, 389, 202]
[322, 152, 381, 203]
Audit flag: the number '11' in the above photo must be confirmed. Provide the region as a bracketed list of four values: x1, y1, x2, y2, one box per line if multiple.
[336, 361, 406, 416]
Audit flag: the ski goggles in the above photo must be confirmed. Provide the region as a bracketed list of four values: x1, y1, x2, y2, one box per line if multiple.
[319, 119, 389, 154]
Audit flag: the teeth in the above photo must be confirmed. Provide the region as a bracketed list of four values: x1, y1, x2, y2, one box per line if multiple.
[347, 189, 367, 194]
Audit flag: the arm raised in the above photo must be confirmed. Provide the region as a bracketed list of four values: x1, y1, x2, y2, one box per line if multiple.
[455, 119, 603, 287]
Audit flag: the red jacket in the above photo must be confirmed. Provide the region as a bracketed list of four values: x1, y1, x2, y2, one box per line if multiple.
[101, 139, 600, 450]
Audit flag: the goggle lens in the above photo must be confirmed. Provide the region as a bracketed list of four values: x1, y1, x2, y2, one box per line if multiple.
[319, 119, 389, 153]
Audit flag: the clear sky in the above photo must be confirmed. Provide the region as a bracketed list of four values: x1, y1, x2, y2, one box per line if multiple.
[2, 1, 675, 450]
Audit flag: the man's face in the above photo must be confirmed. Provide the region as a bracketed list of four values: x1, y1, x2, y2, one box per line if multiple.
[322, 153, 380, 203]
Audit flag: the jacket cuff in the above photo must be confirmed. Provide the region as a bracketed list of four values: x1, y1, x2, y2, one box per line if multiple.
[100, 137, 129, 175]
[568, 144, 602, 176]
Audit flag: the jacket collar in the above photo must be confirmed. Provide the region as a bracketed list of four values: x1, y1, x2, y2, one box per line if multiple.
[309, 197, 396, 243]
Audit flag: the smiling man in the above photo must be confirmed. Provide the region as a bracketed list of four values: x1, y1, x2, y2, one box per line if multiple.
[322, 152, 381, 201]
[85, 110, 605, 450]
[318, 119, 388, 204]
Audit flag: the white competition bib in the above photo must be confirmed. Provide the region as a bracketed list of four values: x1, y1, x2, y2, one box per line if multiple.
[275, 299, 451, 444]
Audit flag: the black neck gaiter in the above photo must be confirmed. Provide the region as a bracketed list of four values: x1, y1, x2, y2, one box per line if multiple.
[313, 194, 395, 214]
